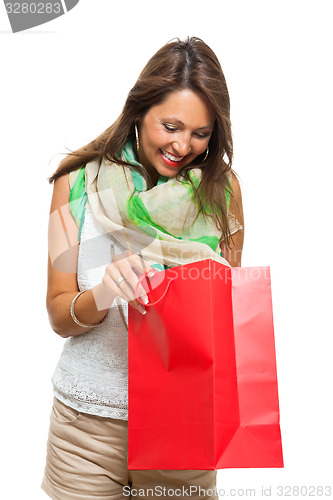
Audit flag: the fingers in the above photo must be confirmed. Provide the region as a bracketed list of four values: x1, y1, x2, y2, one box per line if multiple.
[113, 250, 153, 275]
[112, 255, 149, 300]
[103, 250, 156, 314]
[102, 271, 146, 314]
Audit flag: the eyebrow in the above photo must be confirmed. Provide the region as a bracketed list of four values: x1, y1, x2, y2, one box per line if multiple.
[163, 117, 213, 130]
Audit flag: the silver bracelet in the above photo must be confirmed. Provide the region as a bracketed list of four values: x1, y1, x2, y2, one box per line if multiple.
[70, 291, 105, 329]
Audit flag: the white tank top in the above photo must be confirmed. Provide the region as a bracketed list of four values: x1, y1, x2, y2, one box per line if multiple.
[51, 202, 129, 419]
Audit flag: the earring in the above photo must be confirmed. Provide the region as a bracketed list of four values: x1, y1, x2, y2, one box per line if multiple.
[135, 122, 140, 152]
[203, 146, 209, 161]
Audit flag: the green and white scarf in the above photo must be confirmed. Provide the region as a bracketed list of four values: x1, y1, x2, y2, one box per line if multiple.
[69, 140, 242, 271]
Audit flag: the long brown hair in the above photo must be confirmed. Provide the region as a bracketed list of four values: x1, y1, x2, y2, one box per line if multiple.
[49, 36, 237, 245]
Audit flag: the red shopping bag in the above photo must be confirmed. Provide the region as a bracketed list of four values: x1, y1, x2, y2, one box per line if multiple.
[128, 259, 283, 470]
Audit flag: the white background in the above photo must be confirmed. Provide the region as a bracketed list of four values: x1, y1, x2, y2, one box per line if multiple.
[1, 1, 332, 498]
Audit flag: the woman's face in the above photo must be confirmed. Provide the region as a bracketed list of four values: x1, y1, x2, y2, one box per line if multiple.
[137, 89, 215, 183]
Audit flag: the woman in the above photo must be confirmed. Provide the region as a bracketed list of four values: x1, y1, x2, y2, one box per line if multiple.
[42, 36, 244, 500]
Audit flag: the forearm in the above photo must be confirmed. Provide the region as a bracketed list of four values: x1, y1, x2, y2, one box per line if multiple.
[47, 283, 117, 338]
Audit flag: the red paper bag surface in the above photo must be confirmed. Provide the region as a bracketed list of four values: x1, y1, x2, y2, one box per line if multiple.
[128, 259, 283, 470]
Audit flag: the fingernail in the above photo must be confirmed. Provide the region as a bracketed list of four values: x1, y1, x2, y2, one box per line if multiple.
[138, 305, 146, 315]
[142, 294, 149, 304]
[147, 270, 156, 278]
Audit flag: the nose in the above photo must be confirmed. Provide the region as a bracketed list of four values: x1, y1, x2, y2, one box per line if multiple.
[173, 135, 191, 156]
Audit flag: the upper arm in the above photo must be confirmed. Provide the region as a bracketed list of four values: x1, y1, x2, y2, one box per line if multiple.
[220, 172, 244, 267]
[47, 173, 80, 310]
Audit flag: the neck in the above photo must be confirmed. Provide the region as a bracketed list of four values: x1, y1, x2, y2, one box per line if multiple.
[146, 169, 161, 188]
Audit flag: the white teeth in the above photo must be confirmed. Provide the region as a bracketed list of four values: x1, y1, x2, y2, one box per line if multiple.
[161, 149, 184, 162]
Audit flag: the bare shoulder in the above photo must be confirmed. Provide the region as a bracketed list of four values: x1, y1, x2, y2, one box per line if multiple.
[229, 171, 244, 224]
[49, 173, 70, 214]
[230, 171, 242, 202]
[48, 172, 79, 259]
[47, 172, 79, 304]
[220, 171, 244, 267]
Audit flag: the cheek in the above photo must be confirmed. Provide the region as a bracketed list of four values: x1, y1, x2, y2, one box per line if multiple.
[194, 140, 209, 155]
[146, 130, 168, 149]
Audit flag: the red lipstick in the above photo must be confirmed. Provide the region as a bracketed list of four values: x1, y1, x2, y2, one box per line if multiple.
[159, 149, 187, 168]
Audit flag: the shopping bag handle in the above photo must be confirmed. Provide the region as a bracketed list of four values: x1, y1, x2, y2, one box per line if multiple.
[135, 270, 176, 306]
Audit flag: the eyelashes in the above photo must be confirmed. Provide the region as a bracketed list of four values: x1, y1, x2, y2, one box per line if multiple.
[161, 122, 210, 139]
[163, 123, 177, 132]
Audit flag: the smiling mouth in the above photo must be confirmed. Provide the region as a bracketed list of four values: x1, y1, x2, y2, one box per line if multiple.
[160, 149, 185, 162]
